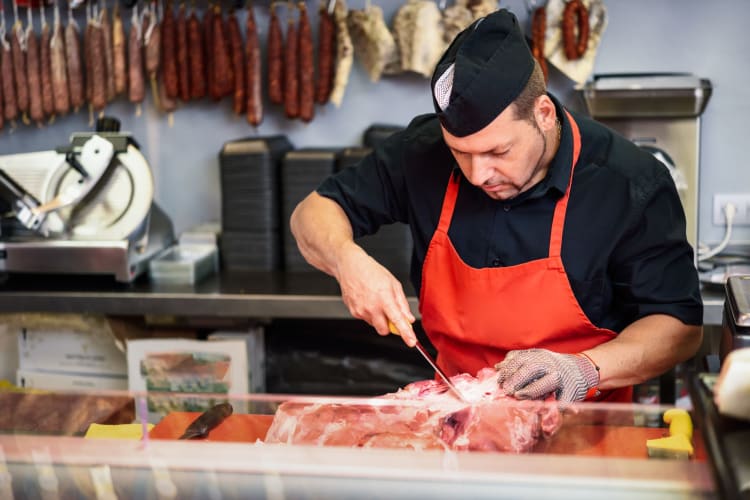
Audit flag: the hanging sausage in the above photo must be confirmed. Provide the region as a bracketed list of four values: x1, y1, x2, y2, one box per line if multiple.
[50, 0, 69, 116]
[283, 2, 299, 118]
[143, 1, 162, 108]
[1, 0, 17, 125]
[531, 6, 548, 82]
[161, 0, 178, 99]
[25, 5, 44, 126]
[314, 1, 334, 105]
[562, 0, 588, 60]
[100, 0, 115, 102]
[66, 0, 85, 112]
[39, 2, 54, 119]
[89, 4, 107, 115]
[187, 2, 204, 99]
[226, 8, 244, 115]
[244, 1, 262, 126]
[111, 1, 125, 96]
[176, 1, 190, 101]
[267, 1, 283, 105]
[11, 0, 29, 123]
[127, 4, 145, 114]
[297, 1, 313, 122]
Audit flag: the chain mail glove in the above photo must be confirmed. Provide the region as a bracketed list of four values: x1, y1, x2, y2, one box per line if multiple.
[495, 349, 600, 404]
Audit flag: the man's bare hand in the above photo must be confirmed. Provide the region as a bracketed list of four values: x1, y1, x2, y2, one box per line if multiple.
[335, 242, 417, 346]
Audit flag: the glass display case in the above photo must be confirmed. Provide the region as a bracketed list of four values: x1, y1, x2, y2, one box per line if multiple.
[0, 387, 718, 499]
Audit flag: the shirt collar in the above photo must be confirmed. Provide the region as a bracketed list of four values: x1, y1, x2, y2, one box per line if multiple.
[523, 93, 573, 200]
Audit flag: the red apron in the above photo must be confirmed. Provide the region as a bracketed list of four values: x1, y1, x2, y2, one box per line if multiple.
[419, 111, 632, 402]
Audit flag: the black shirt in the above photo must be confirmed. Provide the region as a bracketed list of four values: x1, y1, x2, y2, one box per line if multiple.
[317, 96, 703, 332]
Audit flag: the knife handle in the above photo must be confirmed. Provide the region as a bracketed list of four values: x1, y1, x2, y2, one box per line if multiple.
[387, 320, 417, 347]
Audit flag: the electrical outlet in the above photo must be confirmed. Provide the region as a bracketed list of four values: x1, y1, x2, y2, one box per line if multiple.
[713, 194, 750, 225]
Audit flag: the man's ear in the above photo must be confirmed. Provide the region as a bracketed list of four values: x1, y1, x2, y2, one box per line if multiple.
[534, 95, 557, 132]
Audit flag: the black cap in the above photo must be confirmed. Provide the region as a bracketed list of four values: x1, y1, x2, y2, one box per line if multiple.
[431, 9, 534, 137]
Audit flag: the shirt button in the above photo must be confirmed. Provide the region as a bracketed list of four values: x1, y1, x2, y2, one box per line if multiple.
[503, 205, 510, 212]
[492, 259, 502, 267]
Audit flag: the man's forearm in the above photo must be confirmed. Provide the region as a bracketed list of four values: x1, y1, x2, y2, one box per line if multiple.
[290, 192, 359, 278]
[582, 315, 703, 390]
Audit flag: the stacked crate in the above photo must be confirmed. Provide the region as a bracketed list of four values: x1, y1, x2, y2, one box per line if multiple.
[219, 136, 293, 271]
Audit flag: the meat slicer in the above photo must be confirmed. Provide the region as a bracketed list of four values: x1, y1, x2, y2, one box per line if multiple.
[0, 118, 174, 282]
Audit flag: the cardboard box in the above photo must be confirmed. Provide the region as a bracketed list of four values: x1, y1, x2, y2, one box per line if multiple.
[0, 324, 19, 382]
[16, 316, 127, 376]
[208, 327, 265, 393]
[127, 338, 248, 422]
[17, 369, 128, 392]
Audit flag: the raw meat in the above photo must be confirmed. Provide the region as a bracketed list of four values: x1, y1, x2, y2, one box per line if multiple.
[265, 368, 561, 453]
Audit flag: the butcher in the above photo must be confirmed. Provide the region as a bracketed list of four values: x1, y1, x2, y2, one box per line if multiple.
[290, 9, 703, 404]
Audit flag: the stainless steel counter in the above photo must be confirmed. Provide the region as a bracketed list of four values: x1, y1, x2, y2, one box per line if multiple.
[0, 271, 417, 320]
[0, 271, 724, 325]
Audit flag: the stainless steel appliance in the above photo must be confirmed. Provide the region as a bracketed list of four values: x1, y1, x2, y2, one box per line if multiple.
[721, 275, 750, 360]
[581, 73, 713, 251]
[0, 119, 174, 282]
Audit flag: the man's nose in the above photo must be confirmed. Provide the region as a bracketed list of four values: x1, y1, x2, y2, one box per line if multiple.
[467, 154, 493, 186]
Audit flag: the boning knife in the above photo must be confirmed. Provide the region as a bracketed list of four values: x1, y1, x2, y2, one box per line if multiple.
[388, 321, 470, 403]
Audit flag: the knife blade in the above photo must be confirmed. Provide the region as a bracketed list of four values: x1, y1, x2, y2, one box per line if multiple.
[178, 402, 233, 440]
[388, 321, 470, 403]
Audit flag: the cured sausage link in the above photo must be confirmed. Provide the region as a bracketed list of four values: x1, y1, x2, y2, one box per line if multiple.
[227, 8, 244, 114]
[245, 2, 262, 126]
[65, 12, 85, 112]
[297, 1, 313, 122]
[11, 20, 28, 117]
[562, 0, 588, 60]
[314, 2, 334, 104]
[49, 3, 69, 116]
[283, 3, 298, 119]
[267, 2, 283, 105]
[531, 6, 548, 83]
[112, 3, 125, 96]
[40, 8, 54, 118]
[26, 8, 44, 125]
[210, 5, 232, 100]
[127, 6, 145, 107]
[176, 2, 189, 101]
[161, 0, 178, 99]
[187, 6, 205, 99]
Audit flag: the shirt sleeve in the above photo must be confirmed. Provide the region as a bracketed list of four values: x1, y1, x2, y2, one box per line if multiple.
[609, 164, 703, 326]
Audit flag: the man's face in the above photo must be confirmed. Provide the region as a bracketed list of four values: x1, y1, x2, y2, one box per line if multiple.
[441, 102, 551, 201]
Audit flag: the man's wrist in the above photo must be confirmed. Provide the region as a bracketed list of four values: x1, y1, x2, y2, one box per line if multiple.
[576, 352, 601, 399]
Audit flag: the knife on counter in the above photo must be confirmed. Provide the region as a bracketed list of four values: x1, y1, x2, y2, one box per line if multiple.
[388, 321, 470, 403]
[178, 402, 234, 440]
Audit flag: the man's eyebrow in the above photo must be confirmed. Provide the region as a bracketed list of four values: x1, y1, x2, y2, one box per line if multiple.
[449, 143, 511, 155]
